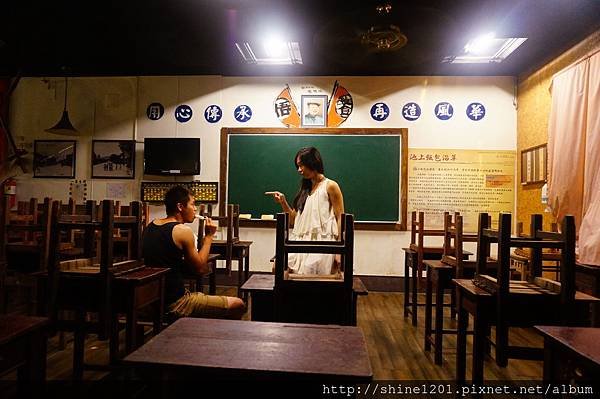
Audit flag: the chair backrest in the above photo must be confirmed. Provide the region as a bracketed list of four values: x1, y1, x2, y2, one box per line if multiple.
[409, 211, 447, 283]
[114, 201, 144, 261]
[474, 212, 576, 308]
[273, 212, 354, 325]
[210, 203, 240, 274]
[441, 213, 479, 278]
[46, 199, 141, 339]
[195, 203, 213, 250]
[1, 196, 53, 273]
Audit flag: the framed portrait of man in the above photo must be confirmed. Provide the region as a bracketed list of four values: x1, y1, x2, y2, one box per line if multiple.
[301, 95, 328, 127]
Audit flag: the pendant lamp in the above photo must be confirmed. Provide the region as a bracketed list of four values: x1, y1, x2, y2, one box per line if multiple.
[45, 76, 79, 135]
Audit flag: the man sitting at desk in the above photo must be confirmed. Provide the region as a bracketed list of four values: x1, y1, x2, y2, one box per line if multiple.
[142, 185, 245, 319]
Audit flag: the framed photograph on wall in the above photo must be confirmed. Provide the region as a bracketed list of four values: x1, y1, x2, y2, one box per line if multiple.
[301, 95, 328, 127]
[33, 140, 76, 178]
[91, 140, 136, 179]
[521, 143, 547, 185]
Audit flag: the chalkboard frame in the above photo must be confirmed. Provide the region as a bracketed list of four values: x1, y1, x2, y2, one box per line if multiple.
[220, 127, 408, 231]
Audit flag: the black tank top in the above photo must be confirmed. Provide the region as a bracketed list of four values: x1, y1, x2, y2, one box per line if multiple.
[142, 221, 186, 306]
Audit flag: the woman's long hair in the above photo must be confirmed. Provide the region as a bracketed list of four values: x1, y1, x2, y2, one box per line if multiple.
[292, 147, 324, 213]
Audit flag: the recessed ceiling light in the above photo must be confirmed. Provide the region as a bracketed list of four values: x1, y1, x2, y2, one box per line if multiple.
[235, 41, 302, 65]
[464, 32, 496, 55]
[443, 35, 527, 64]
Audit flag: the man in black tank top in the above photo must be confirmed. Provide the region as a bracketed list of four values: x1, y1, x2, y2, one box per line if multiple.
[142, 185, 245, 319]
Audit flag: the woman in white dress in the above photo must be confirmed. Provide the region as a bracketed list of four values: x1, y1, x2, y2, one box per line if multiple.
[267, 147, 345, 275]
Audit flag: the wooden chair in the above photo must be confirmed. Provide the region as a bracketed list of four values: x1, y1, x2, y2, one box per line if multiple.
[182, 203, 217, 295]
[424, 213, 496, 364]
[44, 200, 113, 380]
[454, 213, 600, 384]
[405, 211, 465, 326]
[44, 200, 164, 379]
[273, 212, 355, 325]
[210, 203, 252, 298]
[510, 221, 561, 281]
[211, 203, 240, 274]
[0, 196, 52, 314]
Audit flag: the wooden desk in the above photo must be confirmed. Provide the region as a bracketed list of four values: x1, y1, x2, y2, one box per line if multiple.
[454, 278, 599, 384]
[576, 263, 600, 326]
[110, 266, 169, 362]
[535, 326, 600, 386]
[0, 315, 49, 386]
[210, 240, 252, 299]
[35, 266, 168, 365]
[124, 317, 372, 383]
[240, 274, 367, 326]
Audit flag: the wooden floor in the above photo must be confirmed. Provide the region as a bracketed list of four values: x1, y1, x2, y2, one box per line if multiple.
[2, 287, 543, 382]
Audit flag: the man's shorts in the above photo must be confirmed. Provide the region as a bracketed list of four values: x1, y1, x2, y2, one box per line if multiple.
[169, 290, 229, 319]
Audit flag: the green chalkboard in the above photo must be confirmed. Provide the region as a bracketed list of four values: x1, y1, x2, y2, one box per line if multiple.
[225, 131, 403, 222]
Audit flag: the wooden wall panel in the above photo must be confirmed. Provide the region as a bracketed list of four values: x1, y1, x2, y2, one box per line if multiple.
[516, 30, 600, 230]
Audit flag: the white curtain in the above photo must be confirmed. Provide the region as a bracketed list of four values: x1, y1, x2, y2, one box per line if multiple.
[548, 51, 600, 265]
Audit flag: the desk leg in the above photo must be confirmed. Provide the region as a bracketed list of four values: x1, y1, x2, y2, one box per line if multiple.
[244, 251, 250, 302]
[456, 288, 467, 384]
[542, 336, 553, 385]
[472, 301, 488, 384]
[73, 309, 86, 381]
[237, 258, 243, 299]
[424, 270, 433, 351]
[352, 293, 358, 326]
[434, 275, 444, 365]
[19, 329, 47, 381]
[404, 255, 410, 318]
[154, 277, 165, 335]
[411, 262, 418, 326]
[126, 292, 137, 354]
[109, 311, 120, 364]
[17, 328, 47, 396]
[495, 315, 509, 367]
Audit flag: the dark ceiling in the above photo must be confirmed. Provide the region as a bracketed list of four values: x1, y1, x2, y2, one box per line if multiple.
[1, 0, 599, 77]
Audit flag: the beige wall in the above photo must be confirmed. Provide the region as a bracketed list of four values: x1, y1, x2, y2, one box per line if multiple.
[516, 30, 600, 230]
[8, 75, 516, 276]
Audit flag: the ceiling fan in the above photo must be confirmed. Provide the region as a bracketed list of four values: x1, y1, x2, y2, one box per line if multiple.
[313, 2, 456, 71]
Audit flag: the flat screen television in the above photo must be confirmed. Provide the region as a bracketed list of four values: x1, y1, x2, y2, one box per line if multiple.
[144, 138, 200, 175]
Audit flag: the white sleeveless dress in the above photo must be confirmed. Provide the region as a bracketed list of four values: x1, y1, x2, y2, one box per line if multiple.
[288, 178, 338, 274]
